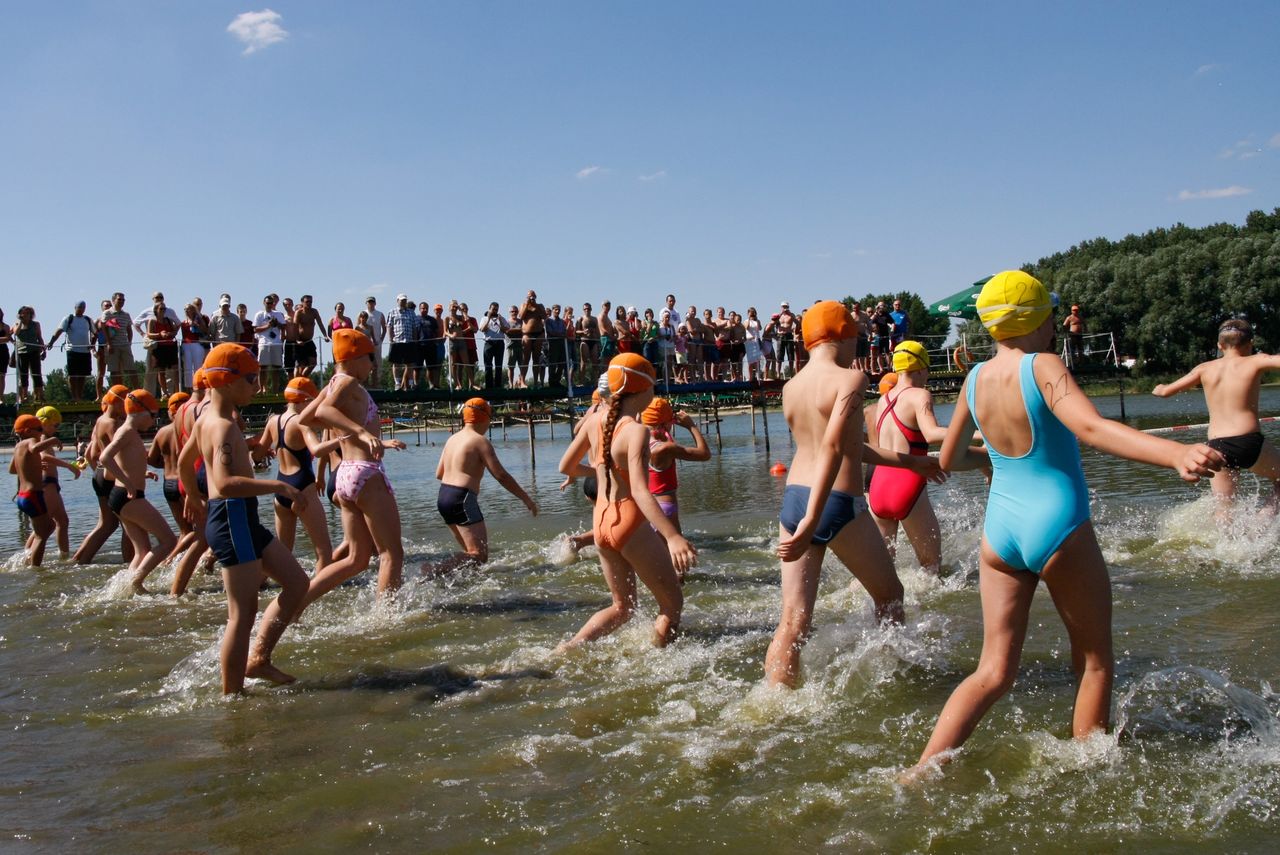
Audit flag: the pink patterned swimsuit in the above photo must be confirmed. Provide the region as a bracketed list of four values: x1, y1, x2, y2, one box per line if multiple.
[328, 375, 394, 504]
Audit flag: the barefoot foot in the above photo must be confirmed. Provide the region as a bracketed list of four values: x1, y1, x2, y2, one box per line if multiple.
[245, 659, 296, 685]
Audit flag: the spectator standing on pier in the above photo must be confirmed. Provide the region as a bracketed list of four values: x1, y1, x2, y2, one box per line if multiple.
[100, 292, 136, 388]
[280, 297, 299, 377]
[889, 299, 910, 351]
[481, 302, 509, 390]
[210, 295, 244, 344]
[293, 295, 328, 379]
[505, 305, 525, 388]
[330, 302, 353, 334]
[418, 301, 442, 389]
[546, 304, 568, 388]
[520, 291, 547, 387]
[388, 293, 421, 391]
[134, 291, 180, 396]
[364, 296, 387, 389]
[578, 303, 599, 382]
[776, 302, 797, 377]
[236, 303, 256, 348]
[48, 300, 95, 401]
[1063, 304, 1087, 368]
[253, 293, 287, 395]
[145, 296, 180, 397]
[13, 306, 46, 404]
[179, 302, 210, 391]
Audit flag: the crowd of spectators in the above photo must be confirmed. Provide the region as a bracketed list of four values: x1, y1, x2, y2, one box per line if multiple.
[0, 290, 920, 402]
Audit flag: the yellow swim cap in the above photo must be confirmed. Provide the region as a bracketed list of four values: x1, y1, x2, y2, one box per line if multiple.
[892, 341, 929, 373]
[976, 270, 1056, 341]
[36, 405, 63, 425]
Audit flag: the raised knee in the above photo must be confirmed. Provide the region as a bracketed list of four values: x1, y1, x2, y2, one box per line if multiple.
[975, 662, 1019, 696]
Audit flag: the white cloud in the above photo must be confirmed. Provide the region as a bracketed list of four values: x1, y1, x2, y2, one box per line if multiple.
[811, 251, 832, 259]
[1194, 63, 1219, 76]
[575, 165, 603, 180]
[1269, 133, 1280, 149]
[1219, 136, 1264, 160]
[227, 9, 288, 55]
[852, 248, 869, 256]
[344, 282, 389, 296]
[1176, 185, 1253, 201]
[638, 170, 667, 182]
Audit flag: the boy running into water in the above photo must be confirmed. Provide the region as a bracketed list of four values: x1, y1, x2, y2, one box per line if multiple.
[423, 398, 538, 575]
[99, 390, 178, 593]
[1153, 318, 1280, 509]
[11, 415, 61, 566]
[148, 393, 195, 562]
[179, 343, 310, 693]
[767, 302, 943, 687]
[73, 385, 135, 565]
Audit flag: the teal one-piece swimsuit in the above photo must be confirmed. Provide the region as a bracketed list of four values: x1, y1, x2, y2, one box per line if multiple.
[968, 354, 1090, 574]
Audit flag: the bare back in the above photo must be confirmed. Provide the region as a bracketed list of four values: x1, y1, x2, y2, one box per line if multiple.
[781, 358, 867, 494]
[194, 415, 254, 501]
[1195, 353, 1273, 438]
[438, 430, 491, 492]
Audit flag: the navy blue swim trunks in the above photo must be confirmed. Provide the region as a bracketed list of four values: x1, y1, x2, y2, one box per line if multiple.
[206, 496, 275, 567]
[779, 485, 867, 545]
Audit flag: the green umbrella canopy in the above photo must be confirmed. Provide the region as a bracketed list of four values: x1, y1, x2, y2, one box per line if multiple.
[927, 275, 993, 319]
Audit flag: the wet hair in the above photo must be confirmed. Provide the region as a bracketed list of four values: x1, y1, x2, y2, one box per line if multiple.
[1218, 318, 1254, 348]
[600, 394, 624, 503]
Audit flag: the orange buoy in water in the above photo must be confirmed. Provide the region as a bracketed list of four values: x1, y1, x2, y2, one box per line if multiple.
[770, 461, 788, 476]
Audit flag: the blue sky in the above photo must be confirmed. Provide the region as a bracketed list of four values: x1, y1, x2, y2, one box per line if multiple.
[1, 1, 1277, 333]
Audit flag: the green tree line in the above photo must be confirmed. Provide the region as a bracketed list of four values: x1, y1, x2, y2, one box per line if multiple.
[1028, 208, 1280, 372]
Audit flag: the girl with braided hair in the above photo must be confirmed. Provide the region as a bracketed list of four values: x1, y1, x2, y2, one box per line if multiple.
[557, 353, 695, 649]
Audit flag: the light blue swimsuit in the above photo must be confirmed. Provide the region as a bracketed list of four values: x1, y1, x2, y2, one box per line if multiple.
[967, 354, 1090, 574]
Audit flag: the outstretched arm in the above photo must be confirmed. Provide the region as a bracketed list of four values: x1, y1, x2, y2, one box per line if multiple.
[482, 443, 537, 515]
[557, 411, 596, 483]
[1038, 353, 1222, 480]
[1152, 365, 1203, 397]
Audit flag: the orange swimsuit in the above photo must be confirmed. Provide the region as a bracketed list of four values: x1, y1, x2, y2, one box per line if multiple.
[592, 418, 646, 551]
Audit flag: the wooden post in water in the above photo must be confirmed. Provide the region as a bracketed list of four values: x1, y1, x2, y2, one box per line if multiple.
[1118, 372, 1127, 420]
[711, 393, 722, 453]
[527, 410, 536, 464]
[750, 388, 757, 436]
[760, 386, 771, 455]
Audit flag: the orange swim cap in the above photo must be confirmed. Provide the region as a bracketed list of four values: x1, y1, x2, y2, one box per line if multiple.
[332, 328, 375, 363]
[802, 301, 858, 350]
[878, 372, 899, 395]
[192, 368, 209, 390]
[14, 414, 43, 434]
[102, 384, 131, 408]
[462, 397, 491, 424]
[167, 392, 190, 413]
[202, 343, 260, 389]
[591, 388, 603, 405]
[606, 353, 656, 396]
[124, 389, 159, 415]
[284, 377, 318, 403]
[641, 397, 674, 427]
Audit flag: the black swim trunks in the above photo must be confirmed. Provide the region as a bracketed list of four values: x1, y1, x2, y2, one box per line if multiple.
[1207, 431, 1265, 470]
[437, 483, 483, 527]
[92, 469, 113, 499]
[163, 477, 182, 505]
[108, 484, 143, 516]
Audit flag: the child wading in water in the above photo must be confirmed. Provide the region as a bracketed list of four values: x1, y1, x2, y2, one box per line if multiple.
[640, 396, 710, 550]
[296, 328, 406, 605]
[868, 341, 987, 575]
[11, 414, 62, 566]
[32, 407, 81, 559]
[99, 390, 179, 593]
[73, 385, 136, 566]
[149, 393, 195, 562]
[909, 270, 1223, 775]
[180, 344, 310, 693]
[259, 377, 341, 572]
[767, 302, 941, 687]
[557, 354, 695, 649]
[422, 397, 538, 575]
[1153, 318, 1280, 510]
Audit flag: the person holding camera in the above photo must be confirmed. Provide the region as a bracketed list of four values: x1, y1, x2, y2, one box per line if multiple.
[253, 293, 287, 395]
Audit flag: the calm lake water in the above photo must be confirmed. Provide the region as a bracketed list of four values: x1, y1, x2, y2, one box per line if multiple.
[3, 389, 1279, 852]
